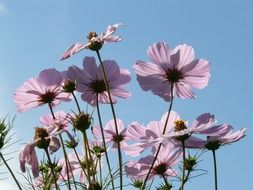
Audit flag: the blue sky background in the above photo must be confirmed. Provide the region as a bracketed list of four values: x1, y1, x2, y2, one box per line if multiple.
[0, 0, 252, 189]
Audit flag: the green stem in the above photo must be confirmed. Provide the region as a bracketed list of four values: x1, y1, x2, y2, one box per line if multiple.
[73, 147, 88, 180]
[82, 132, 92, 186]
[141, 84, 174, 190]
[96, 94, 115, 189]
[83, 131, 96, 180]
[96, 50, 123, 190]
[48, 103, 72, 190]
[180, 140, 186, 190]
[59, 134, 72, 190]
[99, 157, 102, 188]
[162, 174, 171, 189]
[0, 152, 23, 190]
[44, 148, 59, 190]
[212, 150, 218, 190]
[72, 92, 82, 113]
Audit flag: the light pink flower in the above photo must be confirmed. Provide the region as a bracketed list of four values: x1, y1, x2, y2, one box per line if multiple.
[133, 42, 210, 101]
[66, 56, 131, 106]
[14, 68, 71, 112]
[125, 142, 181, 180]
[200, 124, 246, 150]
[19, 142, 39, 177]
[40, 111, 77, 147]
[60, 23, 123, 60]
[126, 111, 216, 156]
[19, 125, 64, 177]
[93, 119, 129, 150]
[160, 111, 216, 148]
[125, 120, 167, 157]
[58, 151, 97, 183]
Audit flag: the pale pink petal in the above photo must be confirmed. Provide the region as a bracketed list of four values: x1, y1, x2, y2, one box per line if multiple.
[147, 42, 171, 66]
[60, 42, 86, 61]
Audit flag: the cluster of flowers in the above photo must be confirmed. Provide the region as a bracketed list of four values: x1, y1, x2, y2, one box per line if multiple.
[6, 23, 246, 190]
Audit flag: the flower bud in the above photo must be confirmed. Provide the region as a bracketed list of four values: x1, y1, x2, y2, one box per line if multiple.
[185, 156, 197, 171]
[62, 79, 77, 93]
[34, 127, 50, 149]
[72, 112, 92, 133]
[205, 139, 221, 151]
[87, 32, 103, 51]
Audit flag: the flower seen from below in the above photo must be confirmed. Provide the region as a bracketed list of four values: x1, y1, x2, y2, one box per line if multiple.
[133, 42, 210, 101]
[66, 56, 131, 106]
[60, 23, 123, 60]
[93, 118, 129, 150]
[14, 68, 71, 112]
[125, 142, 181, 181]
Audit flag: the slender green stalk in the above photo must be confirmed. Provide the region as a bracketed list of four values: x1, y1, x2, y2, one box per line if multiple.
[82, 132, 92, 186]
[73, 147, 88, 180]
[99, 158, 102, 188]
[70, 92, 95, 185]
[72, 92, 82, 113]
[212, 150, 218, 190]
[44, 148, 59, 190]
[180, 140, 186, 190]
[48, 103, 72, 190]
[162, 174, 171, 190]
[0, 152, 23, 190]
[96, 94, 115, 189]
[96, 50, 123, 190]
[59, 134, 72, 190]
[141, 84, 174, 190]
[83, 131, 96, 180]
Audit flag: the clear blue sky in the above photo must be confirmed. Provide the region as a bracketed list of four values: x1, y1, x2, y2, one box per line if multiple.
[0, 0, 252, 189]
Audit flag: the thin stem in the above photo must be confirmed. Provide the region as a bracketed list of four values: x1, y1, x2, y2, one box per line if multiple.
[44, 148, 59, 190]
[48, 103, 72, 190]
[162, 174, 171, 189]
[0, 152, 23, 190]
[99, 157, 102, 188]
[72, 92, 81, 113]
[59, 134, 72, 190]
[141, 84, 174, 190]
[96, 50, 122, 190]
[73, 147, 88, 180]
[83, 131, 96, 180]
[212, 150, 218, 190]
[96, 94, 115, 189]
[180, 140, 186, 190]
[82, 132, 92, 186]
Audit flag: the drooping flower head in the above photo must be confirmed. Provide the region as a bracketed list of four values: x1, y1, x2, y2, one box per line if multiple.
[133, 42, 210, 101]
[60, 23, 123, 60]
[19, 125, 63, 178]
[14, 68, 71, 112]
[67, 56, 131, 106]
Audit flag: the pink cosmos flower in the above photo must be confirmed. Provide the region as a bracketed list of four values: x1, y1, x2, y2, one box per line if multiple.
[155, 111, 217, 149]
[19, 142, 39, 177]
[133, 42, 210, 101]
[125, 120, 167, 157]
[19, 125, 64, 177]
[125, 142, 181, 180]
[199, 124, 246, 150]
[92, 118, 129, 150]
[66, 56, 131, 106]
[60, 23, 123, 60]
[126, 111, 216, 156]
[40, 111, 77, 146]
[58, 151, 98, 183]
[14, 68, 71, 112]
